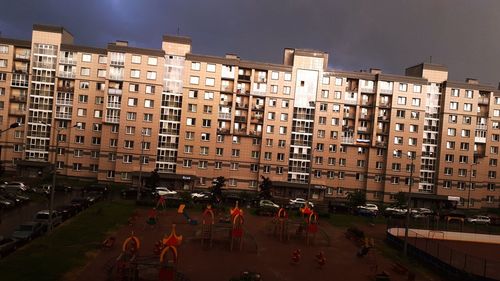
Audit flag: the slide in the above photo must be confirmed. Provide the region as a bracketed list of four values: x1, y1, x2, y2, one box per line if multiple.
[177, 204, 198, 225]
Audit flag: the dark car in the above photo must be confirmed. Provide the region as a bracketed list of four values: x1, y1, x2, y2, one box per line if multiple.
[0, 236, 17, 258]
[71, 198, 91, 211]
[83, 184, 109, 194]
[86, 191, 103, 204]
[0, 195, 15, 209]
[12, 221, 44, 242]
[56, 205, 78, 221]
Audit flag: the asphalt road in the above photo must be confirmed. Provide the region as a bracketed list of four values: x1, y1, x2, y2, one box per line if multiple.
[0, 191, 79, 237]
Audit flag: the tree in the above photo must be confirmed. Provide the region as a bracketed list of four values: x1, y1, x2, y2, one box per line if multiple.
[211, 176, 226, 203]
[347, 189, 366, 209]
[258, 176, 273, 199]
[146, 169, 160, 189]
[394, 192, 407, 206]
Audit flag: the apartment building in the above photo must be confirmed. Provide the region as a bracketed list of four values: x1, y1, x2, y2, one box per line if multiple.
[0, 24, 498, 209]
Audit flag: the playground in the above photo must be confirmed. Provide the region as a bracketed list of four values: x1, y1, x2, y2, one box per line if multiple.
[73, 203, 428, 281]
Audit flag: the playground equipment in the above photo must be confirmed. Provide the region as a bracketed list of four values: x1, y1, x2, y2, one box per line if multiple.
[158, 224, 183, 281]
[201, 205, 215, 248]
[177, 204, 198, 225]
[273, 208, 289, 242]
[230, 201, 244, 251]
[108, 232, 141, 280]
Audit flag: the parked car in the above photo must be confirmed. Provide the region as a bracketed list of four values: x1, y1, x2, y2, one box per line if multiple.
[358, 204, 379, 212]
[71, 198, 91, 211]
[86, 191, 103, 204]
[288, 198, 314, 208]
[12, 221, 44, 242]
[38, 184, 73, 194]
[153, 187, 177, 197]
[83, 184, 109, 196]
[384, 205, 407, 217]
[56, 205, 78, 221]
[0, 195, 15, 209]
[0, 192, 23, 206]
[467, 215, 491, 224]
[0, 236, 17, 258]
[3, 182, 29, 192]
[412, 208, 433, 217]
[259, 199, 280, 209]
[191, 191, 211, 199]
[34, 210, 62, 231]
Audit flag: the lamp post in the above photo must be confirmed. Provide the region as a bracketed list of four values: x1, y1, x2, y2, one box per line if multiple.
[395, 150, 418, 256]
[137, 130, 145, 201]
[48, 122, 79, 232]
[0, 122, 21, 171]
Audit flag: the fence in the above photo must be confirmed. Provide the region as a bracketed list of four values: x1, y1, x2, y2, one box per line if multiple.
[387, 227, 500, 281]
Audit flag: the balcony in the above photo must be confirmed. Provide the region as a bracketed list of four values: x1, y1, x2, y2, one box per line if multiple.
[59, 71, 76, 79]
[160, 115, 180, 122]
[107, 102, 121, 109]
[252, 105, 264, 111]
[344, 99, 357, 105]
[57, 86, 74, 92]
[59, 57, 77, 65]
[376, 129, 389, 135]
[161, 101, 181, 107]
[478, 97, 489, 105]
[476, 124, 487, 130]
[375, 141, 387, 148]
[159, 128, 179, 135]
[359, 114, 370, 120]
[9, 109, 26, 116]
[109, 74, 123, 81]
[249, 130, 262, 137]
[477, 111, 488, 117]
[28, 131, 50, 138]
[15, 53, 30, 61]
[234, 116, 247, 123]
[220, 85, 233, 92]
[289, 153, 310, 160]
[251, 90, 266, 96]
[345, 86, 358, 92]
[357, 126, 369, 132]
[379, 101, 391, 108]
[55, 113, 72, 119]
[217, 128, 230, 135]
[341, 137, 355, 144]
[291, 140, 311, 147]
[233, 128, 248, 135]
[235, 103, 248, 109]
[238, 74, 251, 81]
[14, 67, 29, 74]
[474, 137, 486, 143]
[236, 89, 249, 95]
[378, 116, 390, 122]
[32, 61, 55, 69]
[218, 112, 232, 120]
[110, 60, 125, 67]
[10, 95, 27, 103]
[343, 113, 355, 119]
[360, 86, 375, 93]
[250, 116, 263, 123]
[220, 101, 232, 106]
[158, 143, 178, 149]
[108, 88, 123, 95]
[380, 88, 393, 95]
[55, 99, 73, 106]
[360, 100, 373, 107]
[105, 117, 120, 123]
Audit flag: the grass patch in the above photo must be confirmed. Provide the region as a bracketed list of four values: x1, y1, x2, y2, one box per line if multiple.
[0, 200, 135, 281]
[328, 213, 387, 228]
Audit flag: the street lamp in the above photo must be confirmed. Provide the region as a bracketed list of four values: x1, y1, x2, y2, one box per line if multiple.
[395, 150, 418, 256]
[137, 129, 145, 201]
[0, 122, 21, 170]
[47, 122, 79, 232]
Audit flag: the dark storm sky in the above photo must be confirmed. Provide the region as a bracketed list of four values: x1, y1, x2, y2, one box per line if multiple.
[1, 0, 499, 85]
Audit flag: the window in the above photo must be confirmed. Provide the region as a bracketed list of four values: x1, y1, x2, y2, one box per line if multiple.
[185, 131, 194, 139]
[408, 137, 417, 146]
[284, 73, 292, 81]
[130, 69, 140, 78]
[200, 146, 209, 155]
[281, 100, 289, 108]
[446, 141, 455, 149]
[215, 162, 222, 169]
[146, 71, 157, 80]
[123, 155, 133, 163]
[128, 98, 138, 106]
[460, 142, 469, 150]
[399, 83, 407, 92]
[125, 126, 135, 134]
[73, 163, 82, 171]
[319, 117, 326, 125]
[271, 71, 279, 80]
[124, 140, 134, 149]
[391, 177, 400, 184]
[131, 55, 141, 64]
[190, 76, 199, 84]
[109, 139, 117, 147]
[413, 84, 422, 93]
[77, 108, 87, 117]
[204, 92, 214, 100]
[409, 124, 418, 132]
[279, 126, 287, 134]
[465, 90, 473, 99]
[451, 89, 459, 97]
[95, 96, 104, 104]
[202, 119, 211, 127]
[264, 152, 272, 160]
[321, 90, 329, 98]
[450, 102, 458, 110]
[412, 98, 421, 107]
[97, 69, 106, 78]
[461, 129, 470, 137]
[188, 90, 198, 98]
[396, 110, 405, 118]
[232, 149, 240, 157]
[201, 133, 210, 141]
[145, 85, 155, 94]
[129, 84, 139, 94]
[205, 78, 215, 86]
[394, 136, 403, 144]
[395, 123, 404, 131]
[75, 136, 84, 144]
[463, 103, 472, 111]
[206, 64, 216, 72]
[268, 99, 277, 107]
[80, 67, 90, 76]
[148, 57, 158, 65]
[191, 62, 200, 70]
[397, 96, 406, 105]
[448, 128, 456, 136]
[270, 85, 278, 93]
[0, 45, 8, 53]
[266, 125, 274, 133]
[203, 105, 213, 113]
[143, 113, 153, 122]
[283, 86, 291, 95]
[278, 140, 286, 147]
[126, 112, 136, 120]
[144, 99, 154, 108]
[335, 77, 342, 86]
[445, 154, 454, 162]
[183, 159, 192, 168]
[322, 76, 330, 85]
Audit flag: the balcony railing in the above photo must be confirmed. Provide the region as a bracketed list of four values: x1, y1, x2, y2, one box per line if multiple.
[478, 97, 489, 105]
[344, 99, 357, 105]
[108, 88, 123, 95]
[9, 109, 26, 115]
[379, 101, 391, 107]
[236, 103, 248, 109]
[238, 75, 251, 81]
[341, 137, 354, 144]
[105, 117, 120, 123]
[15, 53, 30, 60]
[357, 127, 369, 132]
[236, 89, 249, 95]
[375, 141, 387, 148]
[107, 102, 121, 109]
[218, 112, 232, 120]
[59, 71, 76, 79]
[32, 61, 56, 69]
[110, 60, 125, 66]
[289, 153, 310, 160]
[59, 57, 77, 65]
[57, 86, 74, 92]
[249, 130, 262, 137]
[252, 105, 264, 111]
[56, 99, 73, 106]
[474, 137, 486, 143]
[476, 124, 487, 130]
[220, 85, 233, 92]
[360, 86, 375, 93]
[251, 90, 266, 96]
[217, 128, 230, 134]
[109, 74, 123, 80]
[10, 95, 27, 103]
[55, 113, 72, 119]
[159, 128, 179, 135]
[161, 101, 181, 107]
[234, 116, 247, 123]
[380, 88, 393, 95]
